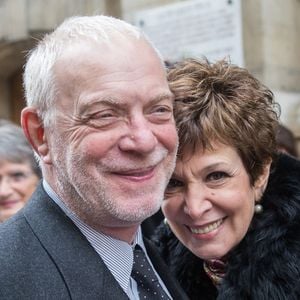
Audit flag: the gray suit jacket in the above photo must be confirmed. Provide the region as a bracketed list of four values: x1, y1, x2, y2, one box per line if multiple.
[0, 183, 188, 300]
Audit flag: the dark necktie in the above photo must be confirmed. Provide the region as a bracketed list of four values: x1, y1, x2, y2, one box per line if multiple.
[131, 245, 171, 299]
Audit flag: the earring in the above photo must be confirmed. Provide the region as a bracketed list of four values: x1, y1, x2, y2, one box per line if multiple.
[163, 218, 168, 226]
[254, 203, 263, 214]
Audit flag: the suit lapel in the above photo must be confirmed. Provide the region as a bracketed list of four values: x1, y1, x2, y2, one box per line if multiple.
[23, 184, 128, 300]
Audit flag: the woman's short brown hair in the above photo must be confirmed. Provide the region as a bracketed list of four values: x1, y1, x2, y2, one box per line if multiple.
[168, 58, 280, 185]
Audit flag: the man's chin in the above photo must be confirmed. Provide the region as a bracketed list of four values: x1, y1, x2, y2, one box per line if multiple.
[113, 205, 161, 225]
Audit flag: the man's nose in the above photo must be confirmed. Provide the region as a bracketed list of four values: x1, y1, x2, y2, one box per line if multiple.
[119, 116, 158, 154]
[183, 184, 212, 219]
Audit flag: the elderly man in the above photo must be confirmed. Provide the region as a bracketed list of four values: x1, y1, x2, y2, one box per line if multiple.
[0, 16, 186, 299]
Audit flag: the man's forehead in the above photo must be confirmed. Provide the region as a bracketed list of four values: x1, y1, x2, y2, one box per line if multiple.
[56, 35, 149, 60]
[55, 39, 156, 77]
[54, 38, 164, 83]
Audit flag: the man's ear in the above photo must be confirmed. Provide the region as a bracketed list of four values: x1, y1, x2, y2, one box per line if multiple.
[254, 160, 272, 202]
[21, 107, 52, 164]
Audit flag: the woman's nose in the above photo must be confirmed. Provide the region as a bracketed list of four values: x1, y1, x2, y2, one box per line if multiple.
[183, 185, 212, 219]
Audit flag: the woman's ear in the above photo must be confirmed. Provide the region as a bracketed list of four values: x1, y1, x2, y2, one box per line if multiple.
[21, 108, 52, 165]
[254, 160, 272, 201]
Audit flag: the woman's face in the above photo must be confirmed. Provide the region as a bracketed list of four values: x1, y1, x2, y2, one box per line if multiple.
[162, 142, 270, 260]
[0, 160, 39, 222]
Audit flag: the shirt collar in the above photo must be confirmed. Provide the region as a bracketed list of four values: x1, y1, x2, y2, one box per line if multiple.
[42, 179, 144, 294]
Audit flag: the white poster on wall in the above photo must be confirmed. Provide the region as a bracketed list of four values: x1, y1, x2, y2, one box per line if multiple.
[134, 0, 244, 66]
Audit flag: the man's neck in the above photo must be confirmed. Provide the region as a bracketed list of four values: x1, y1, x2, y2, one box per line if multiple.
[88, 223, 140, 244]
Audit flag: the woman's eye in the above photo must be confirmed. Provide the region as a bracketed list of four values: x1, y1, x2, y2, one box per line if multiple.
[166, 178, 184, 190]
[206, 171, 229, 182]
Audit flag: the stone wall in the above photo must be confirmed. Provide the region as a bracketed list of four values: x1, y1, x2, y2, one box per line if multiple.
[0, 0, 107, 120]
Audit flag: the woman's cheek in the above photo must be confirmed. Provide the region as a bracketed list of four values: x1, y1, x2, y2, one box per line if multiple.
[162, 195, 181, 221]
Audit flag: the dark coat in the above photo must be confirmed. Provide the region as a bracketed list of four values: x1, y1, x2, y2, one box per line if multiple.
[153, 154, 300, 300]
[0, 183, 188, 300]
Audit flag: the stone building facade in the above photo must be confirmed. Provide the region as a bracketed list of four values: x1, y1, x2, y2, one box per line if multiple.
[0, 0, 299, 151]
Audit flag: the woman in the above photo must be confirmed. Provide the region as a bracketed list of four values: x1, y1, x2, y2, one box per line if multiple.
[0, 120, 41, 222]
[154, 59, 300, 299]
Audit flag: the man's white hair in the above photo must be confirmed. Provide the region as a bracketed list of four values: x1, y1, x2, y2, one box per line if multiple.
[23, 15, 163, 127]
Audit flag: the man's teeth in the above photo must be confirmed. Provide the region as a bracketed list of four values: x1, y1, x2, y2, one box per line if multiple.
[190, 219, 223, 234]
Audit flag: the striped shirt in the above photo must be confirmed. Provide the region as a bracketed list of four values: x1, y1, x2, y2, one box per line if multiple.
[43, 180, 171, 299]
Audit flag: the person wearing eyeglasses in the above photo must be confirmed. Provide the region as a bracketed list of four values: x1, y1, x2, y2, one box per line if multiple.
[0, 120, 41, 222]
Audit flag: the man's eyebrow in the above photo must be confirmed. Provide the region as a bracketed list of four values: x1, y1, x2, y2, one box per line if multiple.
[149, 92, 175, 103]
[78, 96, 121, 114]
[89, 96, 121, 105]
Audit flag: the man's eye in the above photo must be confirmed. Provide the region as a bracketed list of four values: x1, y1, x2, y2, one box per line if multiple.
[90, 110, 116, 119]
[148, 105, 173, 122]
[85, 110, 121, 129]
[206, 171, 229, 182]
[153, 105, 172, 113]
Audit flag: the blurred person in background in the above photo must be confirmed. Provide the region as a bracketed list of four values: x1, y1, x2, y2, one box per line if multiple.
[154, 58, 300, 299]
[276, 123, 298, 157]
[0, 120, 41, 222]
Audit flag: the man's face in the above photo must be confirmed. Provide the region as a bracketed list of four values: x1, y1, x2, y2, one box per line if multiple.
[46, 39, 178, 236]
